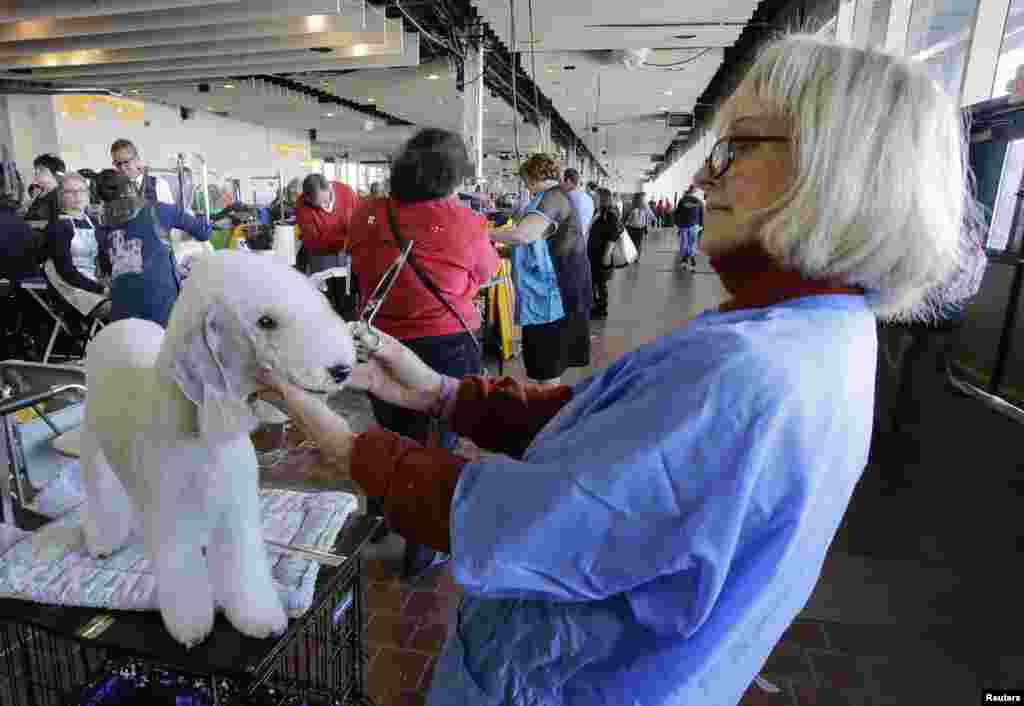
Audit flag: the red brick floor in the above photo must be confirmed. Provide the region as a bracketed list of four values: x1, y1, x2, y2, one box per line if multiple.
[363, 555, 976, 706]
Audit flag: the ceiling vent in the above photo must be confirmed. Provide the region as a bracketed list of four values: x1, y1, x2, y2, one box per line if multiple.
[666, 112, 694, 129]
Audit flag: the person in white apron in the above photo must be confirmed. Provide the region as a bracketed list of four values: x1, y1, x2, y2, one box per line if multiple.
[43, 172, 109, 318]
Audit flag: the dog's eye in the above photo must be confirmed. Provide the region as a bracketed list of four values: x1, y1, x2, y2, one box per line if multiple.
[257, 315, 278, 331]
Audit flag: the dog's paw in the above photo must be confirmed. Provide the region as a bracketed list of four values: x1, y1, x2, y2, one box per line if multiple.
[161, 592, 216, 649]
[228, 588, 288, 640]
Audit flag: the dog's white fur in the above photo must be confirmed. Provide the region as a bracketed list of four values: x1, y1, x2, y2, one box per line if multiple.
[80, 251, 356, 648]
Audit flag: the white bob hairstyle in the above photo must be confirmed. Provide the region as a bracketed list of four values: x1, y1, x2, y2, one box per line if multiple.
[715, 33, 982, 321]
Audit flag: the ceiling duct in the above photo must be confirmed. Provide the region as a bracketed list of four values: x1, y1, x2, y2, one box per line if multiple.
[580, 49, 651, 70]
[0, 79, 121, 96]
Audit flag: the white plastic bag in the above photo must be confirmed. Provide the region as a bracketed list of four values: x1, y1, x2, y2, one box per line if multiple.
[603, 229, 639, 268]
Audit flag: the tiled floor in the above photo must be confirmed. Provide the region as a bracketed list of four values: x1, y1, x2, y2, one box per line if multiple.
[304, 229, 998, 704]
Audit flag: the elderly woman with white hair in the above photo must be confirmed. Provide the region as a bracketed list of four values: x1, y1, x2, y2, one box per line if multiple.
[258, 34, 976, 705]
[42, 171, 109, 317]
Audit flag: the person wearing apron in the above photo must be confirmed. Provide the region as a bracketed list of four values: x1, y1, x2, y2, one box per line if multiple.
[43, 172, 109, 317]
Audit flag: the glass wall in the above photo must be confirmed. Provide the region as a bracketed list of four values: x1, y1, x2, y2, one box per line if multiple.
[992, 0, 1024, 98]
[906, 0, 980, 99]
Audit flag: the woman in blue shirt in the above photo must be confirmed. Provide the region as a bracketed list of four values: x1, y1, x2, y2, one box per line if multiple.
[95, 169, 211, 327]
[257, 35, 977, 706]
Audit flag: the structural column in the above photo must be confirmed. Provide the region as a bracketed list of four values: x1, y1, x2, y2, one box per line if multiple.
[462, 29, 484, 183]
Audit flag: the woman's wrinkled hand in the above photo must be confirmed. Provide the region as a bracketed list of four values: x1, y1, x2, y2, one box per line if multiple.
[348, 323, 443, 414]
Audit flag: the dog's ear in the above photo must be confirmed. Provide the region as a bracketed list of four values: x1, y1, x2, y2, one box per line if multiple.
[171, 302, 256, 442]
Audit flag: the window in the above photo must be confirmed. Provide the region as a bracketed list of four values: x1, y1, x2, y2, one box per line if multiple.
[906, 0, 981, 100]
[987, 139, 1024, 251]
[991, 0, 1024, 98]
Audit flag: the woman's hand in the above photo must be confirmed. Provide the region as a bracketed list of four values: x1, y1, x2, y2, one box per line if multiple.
[254, 364, 361, 492]
[348, 324, 444, 414]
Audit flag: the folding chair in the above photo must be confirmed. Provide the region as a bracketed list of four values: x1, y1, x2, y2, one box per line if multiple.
[0, 361, 86, 526]
[37, 263, 109, 364]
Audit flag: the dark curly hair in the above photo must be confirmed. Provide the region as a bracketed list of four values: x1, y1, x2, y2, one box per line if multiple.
[389, 128, 472, 203]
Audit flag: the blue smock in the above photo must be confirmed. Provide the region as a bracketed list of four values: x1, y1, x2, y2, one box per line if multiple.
[510, 192, 564, 326]
[428, 294, 876, 706]
[100, 203, 211, 327]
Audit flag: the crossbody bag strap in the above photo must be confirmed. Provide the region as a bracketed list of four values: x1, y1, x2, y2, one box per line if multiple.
[385, 204, 480, 352]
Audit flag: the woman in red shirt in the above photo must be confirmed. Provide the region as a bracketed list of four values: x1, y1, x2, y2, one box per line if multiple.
[349, 128, 499, 579]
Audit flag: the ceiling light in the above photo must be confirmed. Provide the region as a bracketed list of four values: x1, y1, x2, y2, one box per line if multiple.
[326, 112, 335, 117]
[224, 83, 235, 89]
[130, 89, 140, 94]
[367, 97, 376, 103]
[426, 73, 440, 80]
[659, 106, 668, 111]
[663, 90, 672, 96]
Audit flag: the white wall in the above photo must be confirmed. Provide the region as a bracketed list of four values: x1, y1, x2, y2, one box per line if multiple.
[7, 95, 60, 188]
[52, 97, 311, 204]
[647, 130, 716, 204]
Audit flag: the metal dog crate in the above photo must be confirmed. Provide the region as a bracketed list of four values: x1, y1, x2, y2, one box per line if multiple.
[0, 511, 381, 706]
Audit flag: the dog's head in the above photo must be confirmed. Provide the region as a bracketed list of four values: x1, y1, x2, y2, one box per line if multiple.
[160, 251, 357, 442]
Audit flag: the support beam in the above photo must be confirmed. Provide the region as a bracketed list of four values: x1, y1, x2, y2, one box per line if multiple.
[1, 0, 239, 23]
[0, 0, 355, 42]
[1, 20, 403, 73]
[0, 13, 382, 58]
[462, 32, 484, 183]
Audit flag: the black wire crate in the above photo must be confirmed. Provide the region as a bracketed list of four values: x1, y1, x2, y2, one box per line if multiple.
[0, 514, 380, 706]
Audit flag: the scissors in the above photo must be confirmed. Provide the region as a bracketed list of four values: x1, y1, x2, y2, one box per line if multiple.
[354, 239, 414, 363]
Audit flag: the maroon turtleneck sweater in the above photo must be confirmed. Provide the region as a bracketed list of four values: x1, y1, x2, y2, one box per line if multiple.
[350, 244, 864, 554]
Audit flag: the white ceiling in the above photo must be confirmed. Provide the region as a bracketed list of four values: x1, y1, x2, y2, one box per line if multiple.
[0, 0, 763, 191]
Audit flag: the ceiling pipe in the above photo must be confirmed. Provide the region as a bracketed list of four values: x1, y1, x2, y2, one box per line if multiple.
[1, 0, 239, 23]
[3, 23, 403, 73]
[0, 13, 384, 58]
[0, 80, 122, 96]
[0, 0, 351, 42]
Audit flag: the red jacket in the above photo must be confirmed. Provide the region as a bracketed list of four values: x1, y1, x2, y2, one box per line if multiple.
[295, 181, 360, 254]
[349, 196, 499, 340]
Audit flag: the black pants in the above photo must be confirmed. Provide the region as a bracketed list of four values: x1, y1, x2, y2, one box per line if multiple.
[626, 227, 646, 255]
[367, 331, 481, 562]
[589, 254, 611, 313]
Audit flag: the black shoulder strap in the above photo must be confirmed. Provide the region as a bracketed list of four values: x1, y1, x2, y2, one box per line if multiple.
[149, 203, 182, 294]
[385, 204, 480, 351]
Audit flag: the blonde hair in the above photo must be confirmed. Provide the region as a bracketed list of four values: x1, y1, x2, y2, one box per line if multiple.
[519, 153, 561, 184]
[716, 34, 980, 321]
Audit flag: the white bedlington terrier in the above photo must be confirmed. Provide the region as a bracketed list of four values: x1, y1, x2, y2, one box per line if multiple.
[80, 251, 357, 648]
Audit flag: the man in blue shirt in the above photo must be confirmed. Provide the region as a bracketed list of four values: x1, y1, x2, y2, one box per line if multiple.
[561, 169, 594, 249]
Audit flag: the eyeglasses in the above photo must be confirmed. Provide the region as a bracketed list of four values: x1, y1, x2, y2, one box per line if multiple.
[63, 189, 90, 195]
[112, 158, 136, 168]
[705, 136, 790, 180]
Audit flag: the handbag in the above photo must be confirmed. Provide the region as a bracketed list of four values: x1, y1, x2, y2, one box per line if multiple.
[385, 205, 482, 353]
[603, 226, 639, 268]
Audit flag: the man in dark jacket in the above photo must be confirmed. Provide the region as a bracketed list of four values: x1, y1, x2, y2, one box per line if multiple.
[674, 186, 704, 271]
[23, 154, 65, 228]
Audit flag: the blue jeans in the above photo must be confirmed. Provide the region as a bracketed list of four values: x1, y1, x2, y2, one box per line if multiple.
[678, 226, 700, 260]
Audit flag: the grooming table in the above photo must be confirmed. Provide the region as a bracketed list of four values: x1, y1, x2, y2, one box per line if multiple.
[0, 508, 381, 706]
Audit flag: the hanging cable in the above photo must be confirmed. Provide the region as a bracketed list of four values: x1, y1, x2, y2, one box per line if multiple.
[510, 0, 521, 168]
[393, 0, 459, 54]
[642, 48, 715, 68]
[526, 0, 543, 149]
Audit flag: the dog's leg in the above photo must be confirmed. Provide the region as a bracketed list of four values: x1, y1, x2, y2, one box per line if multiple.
[147, 448, 216, 649]
[79, 424, 137, 558]
[207, 439, 287, 640]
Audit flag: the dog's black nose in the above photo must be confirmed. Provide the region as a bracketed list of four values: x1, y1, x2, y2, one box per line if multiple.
[327, 364, 351, 384]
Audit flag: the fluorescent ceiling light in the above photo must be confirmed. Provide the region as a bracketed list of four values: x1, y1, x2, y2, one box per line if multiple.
[426, 73, 440, 80]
